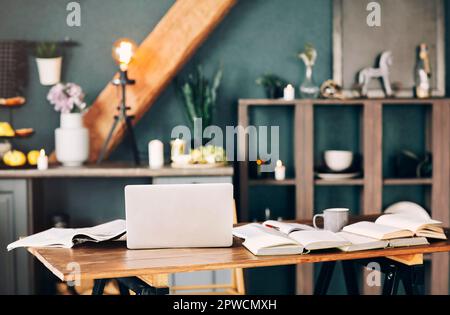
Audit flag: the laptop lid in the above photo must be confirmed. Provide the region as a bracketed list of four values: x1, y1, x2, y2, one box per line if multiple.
[125, 183, 233, 249]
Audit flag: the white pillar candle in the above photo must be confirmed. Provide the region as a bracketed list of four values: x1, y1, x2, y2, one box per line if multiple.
[283, 84, 295, 101]
[274, 160, 286, 181]
[37, 149, 48, 171]
[148, 140, 164, 169]
[170, 139, 186, 161]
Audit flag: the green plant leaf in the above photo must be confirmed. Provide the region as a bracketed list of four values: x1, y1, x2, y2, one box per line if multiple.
[177, 63, 222, 127]
[181, 83, 197, 126]
[211, 67, 223, 106]
[35, 41, 62, 58]
[203, 83, 212, 126]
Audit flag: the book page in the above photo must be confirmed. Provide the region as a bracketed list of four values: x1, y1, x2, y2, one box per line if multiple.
[7, 219, 127, 251]
[7, 228, 76, 251]
[389, 237, 429, 248]
[342, 221, 412, 240]
[234, 224, 301, 255]
[233, 223, 269, 239]
[74, 220, 126, 241]
[262, 220, 314, 234]
[288, 230, 349, 250]
[337, 231, 387, 245]
[244, 233, 299, 250]
[375, 214, 441, 233]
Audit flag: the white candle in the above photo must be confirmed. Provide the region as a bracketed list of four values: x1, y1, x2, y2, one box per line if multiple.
[283, 84, 295, 101]
[148, 140, 164, 169]
[37, 149, 48, 171]
[274, 160, 286, 181]
[170, 139, 186, 161]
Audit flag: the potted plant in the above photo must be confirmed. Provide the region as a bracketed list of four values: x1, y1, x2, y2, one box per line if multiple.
[256, 74, 288, 99]
[47, 83, 89, 167]
[178, 64, 223, 129]
[35, 42, 63, 86]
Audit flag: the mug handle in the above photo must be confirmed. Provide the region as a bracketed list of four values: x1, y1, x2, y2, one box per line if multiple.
[313, 214, 324, 229]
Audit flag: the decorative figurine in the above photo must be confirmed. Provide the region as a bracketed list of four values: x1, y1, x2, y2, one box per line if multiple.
[320, 80, 344, 99]
[358, 51, 393, 98]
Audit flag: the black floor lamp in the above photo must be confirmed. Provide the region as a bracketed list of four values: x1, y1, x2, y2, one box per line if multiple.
[97, 38, 140, 165]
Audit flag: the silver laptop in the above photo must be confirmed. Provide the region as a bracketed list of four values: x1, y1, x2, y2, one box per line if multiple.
[125, 183, 233, 249]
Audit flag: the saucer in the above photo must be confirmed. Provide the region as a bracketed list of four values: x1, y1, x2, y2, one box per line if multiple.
[316, 172, 360, 180]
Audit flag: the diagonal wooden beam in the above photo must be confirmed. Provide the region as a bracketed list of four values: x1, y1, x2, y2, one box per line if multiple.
[54, 0, 237, 163]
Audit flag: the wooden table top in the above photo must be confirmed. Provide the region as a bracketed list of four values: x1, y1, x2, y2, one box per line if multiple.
[0, 163, 233, 178]
[28, 232, 450, 282]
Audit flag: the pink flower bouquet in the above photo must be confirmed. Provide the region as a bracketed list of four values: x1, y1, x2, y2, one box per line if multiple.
[47, 83, 87, 113]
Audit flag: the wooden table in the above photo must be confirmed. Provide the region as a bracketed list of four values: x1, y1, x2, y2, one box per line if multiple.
[28, 229, 450, 295]
[0, 163, 234, 294]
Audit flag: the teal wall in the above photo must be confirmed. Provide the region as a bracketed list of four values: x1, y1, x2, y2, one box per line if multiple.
[1, 0, 447, 294]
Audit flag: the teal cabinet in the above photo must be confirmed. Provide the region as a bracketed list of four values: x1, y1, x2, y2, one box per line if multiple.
[0, 180, 33, 294]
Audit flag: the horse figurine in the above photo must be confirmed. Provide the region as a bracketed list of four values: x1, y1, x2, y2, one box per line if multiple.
[358, 51, 393, 97]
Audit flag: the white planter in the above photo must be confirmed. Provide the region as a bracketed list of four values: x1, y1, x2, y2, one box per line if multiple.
[36, 57, 62, 86]
[55, 113, 89, 167]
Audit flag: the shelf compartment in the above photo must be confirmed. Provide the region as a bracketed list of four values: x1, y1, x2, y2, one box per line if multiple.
[383, 178, 432, 186]
[248, 179, 296, 186]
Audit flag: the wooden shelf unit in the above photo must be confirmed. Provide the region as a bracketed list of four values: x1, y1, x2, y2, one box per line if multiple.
[238, 98, 450, 295]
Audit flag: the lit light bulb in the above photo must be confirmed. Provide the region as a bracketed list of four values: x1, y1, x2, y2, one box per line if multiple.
[112, 38, 138, 71]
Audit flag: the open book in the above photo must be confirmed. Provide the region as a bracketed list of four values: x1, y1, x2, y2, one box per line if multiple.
[7, 220, 126, 251]
[343, 214, 446, 240]
[233, 221, 349, 256]
[337, 232, 389, 252]
[336, 232, 429, 252]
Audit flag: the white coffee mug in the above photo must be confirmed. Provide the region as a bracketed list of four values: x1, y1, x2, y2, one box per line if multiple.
[313, 208, 349, 232]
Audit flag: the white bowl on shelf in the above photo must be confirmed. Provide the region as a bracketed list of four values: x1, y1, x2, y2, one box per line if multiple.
[324, 150, 353, 172]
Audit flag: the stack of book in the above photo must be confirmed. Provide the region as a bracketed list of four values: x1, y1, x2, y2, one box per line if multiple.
[233, 212, 446, 256]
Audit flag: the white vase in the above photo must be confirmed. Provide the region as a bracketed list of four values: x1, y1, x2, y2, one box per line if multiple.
[36, 57, 62, 86]
[55, 113, 89, 167]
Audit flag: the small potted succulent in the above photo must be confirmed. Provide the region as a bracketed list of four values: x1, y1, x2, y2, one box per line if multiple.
[35, 42, 63, 86]
[47, 83, 89, 167]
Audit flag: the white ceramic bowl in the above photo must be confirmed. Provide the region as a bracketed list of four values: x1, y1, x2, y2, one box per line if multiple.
[324, 150, 353, 172]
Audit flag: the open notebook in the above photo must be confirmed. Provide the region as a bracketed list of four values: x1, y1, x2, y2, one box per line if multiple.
[7, 220, 126, 251]
[233, 221, 350, 256]
[343, 214, 446, 240]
